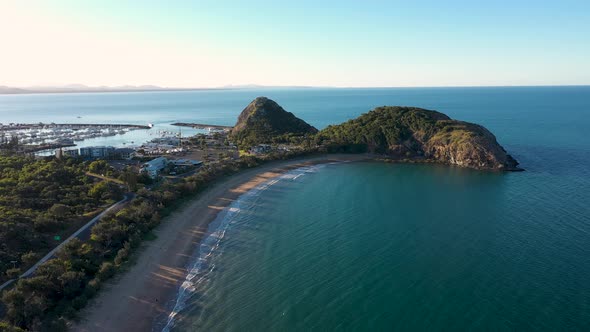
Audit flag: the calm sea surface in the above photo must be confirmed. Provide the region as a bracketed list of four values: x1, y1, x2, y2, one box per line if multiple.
[1, 87, 589, 330]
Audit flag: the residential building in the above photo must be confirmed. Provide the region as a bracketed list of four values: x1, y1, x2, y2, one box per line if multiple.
[64, 149, 79, 157]
[114, 148, 135, 160]
[80, 146, 115, 159]
[55, 148, 80, 158]
[140, 156, 168, 178]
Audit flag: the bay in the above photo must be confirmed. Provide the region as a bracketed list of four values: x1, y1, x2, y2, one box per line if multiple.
[2, 87, 589, 330]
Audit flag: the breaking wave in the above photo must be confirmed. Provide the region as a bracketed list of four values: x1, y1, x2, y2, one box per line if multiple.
[161, 164, 328, 331]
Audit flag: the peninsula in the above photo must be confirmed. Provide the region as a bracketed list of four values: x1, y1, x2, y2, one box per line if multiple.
[231, 97, 521, 171]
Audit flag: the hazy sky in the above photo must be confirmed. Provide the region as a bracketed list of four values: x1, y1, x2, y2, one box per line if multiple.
[1, 0, 589, 88]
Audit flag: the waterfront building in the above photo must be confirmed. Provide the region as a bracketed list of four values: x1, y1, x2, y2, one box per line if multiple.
[55, 148, 80, 158]
[80, 146, 115, 159]
[114, 148, 135, 160]
[64, 149, 80, 157]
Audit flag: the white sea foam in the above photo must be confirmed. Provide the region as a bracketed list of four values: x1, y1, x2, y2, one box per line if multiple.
[161, 163, 334, 331]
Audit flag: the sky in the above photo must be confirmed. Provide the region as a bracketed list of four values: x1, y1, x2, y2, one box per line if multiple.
[1, 0, 589, 88]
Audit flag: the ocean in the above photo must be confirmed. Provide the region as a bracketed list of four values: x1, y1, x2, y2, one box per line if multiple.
[2, 87, 589, 330]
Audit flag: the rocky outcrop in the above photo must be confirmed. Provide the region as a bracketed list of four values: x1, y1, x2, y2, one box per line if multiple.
[230, 97, 317, 146]
[424, 120, 520, 170]
[317, 106, 521, 171]
[230, 99, 521, 171]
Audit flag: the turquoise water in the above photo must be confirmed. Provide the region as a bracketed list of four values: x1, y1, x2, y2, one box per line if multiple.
[1, 87, 590, 330]
[165, 160, 590, 331]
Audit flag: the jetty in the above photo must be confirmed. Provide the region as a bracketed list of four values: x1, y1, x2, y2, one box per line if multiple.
[171, 122, 233, 130]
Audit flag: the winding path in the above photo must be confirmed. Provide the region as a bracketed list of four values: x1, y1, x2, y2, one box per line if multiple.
[0, 193, 134, 291]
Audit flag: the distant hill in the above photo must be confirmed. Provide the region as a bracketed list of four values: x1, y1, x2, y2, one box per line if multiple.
[230, 97, 318, 147]
[0, 86, 28, 94]
[221, 84, 314, 89]
[317, 106, 521, 171]
[0, 84, 317, 95]
[0, 84, 173, 94]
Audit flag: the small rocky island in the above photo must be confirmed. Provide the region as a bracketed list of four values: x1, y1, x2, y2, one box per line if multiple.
[231, 97, 521, 171]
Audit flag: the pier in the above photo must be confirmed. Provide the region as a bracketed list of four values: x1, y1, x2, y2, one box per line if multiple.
[171, 122, 233, 130]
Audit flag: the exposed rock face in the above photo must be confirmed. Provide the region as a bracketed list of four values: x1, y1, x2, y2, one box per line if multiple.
[318, 106, 521, 171]
[231, 97, 318, 146]
[424, 121, 520, 170]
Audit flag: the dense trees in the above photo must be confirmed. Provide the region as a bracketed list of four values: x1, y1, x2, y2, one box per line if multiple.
[230, 97, 317, 148]
[314, 106, 448, 155]
[0, 197, 157, 330]
[314, 106, 520, 170]
[0, 156, 122, 282]
[87, 160, 111, 176]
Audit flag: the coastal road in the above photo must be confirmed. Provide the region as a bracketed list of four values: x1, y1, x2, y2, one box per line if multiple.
[0, 193, 135, 291]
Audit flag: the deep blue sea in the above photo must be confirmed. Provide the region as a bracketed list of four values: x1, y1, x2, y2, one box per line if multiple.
[1, 87, 589, 330]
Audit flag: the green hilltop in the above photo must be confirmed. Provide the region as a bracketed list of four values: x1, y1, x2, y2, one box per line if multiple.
[230, 97, 318, 147]
[231, 99, 520, 171]
[316, 106, 520, 170]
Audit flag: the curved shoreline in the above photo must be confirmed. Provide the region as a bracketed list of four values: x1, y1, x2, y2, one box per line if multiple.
[72, 154, 367, 332]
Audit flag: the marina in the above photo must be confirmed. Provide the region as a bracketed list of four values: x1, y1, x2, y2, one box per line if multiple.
[0, 121, 228, 157]
[171, 122, 232, 131]
[0, 123, 150, 146]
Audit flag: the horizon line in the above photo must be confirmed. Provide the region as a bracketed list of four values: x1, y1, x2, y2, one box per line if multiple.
[1, 83, 589, 95]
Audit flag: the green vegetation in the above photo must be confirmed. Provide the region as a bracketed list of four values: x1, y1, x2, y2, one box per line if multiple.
[314, 106, 519, 170]
[0, 156, 123, 282]
[0, 136, 19, 154]
[315, 106, 449, 154]
[228, 100, 516, 170]
[230, 100, 518, 170]
[230, 97, 317, 148]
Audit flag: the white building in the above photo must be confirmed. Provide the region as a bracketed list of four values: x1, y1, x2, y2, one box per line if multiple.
[80, 146, 115, 159]
[140, 157, 168, 178]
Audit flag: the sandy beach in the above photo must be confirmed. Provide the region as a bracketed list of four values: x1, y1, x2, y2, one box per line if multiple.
[72, 154, 366, 332]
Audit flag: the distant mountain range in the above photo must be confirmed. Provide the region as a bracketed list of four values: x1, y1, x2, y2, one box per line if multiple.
[0, 84, 170, 94]
[0, 84, 316, 95]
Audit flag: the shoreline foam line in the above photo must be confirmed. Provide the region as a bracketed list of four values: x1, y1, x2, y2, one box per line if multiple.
[72, 155, 366, 332]
[161, 164, 329, 331]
